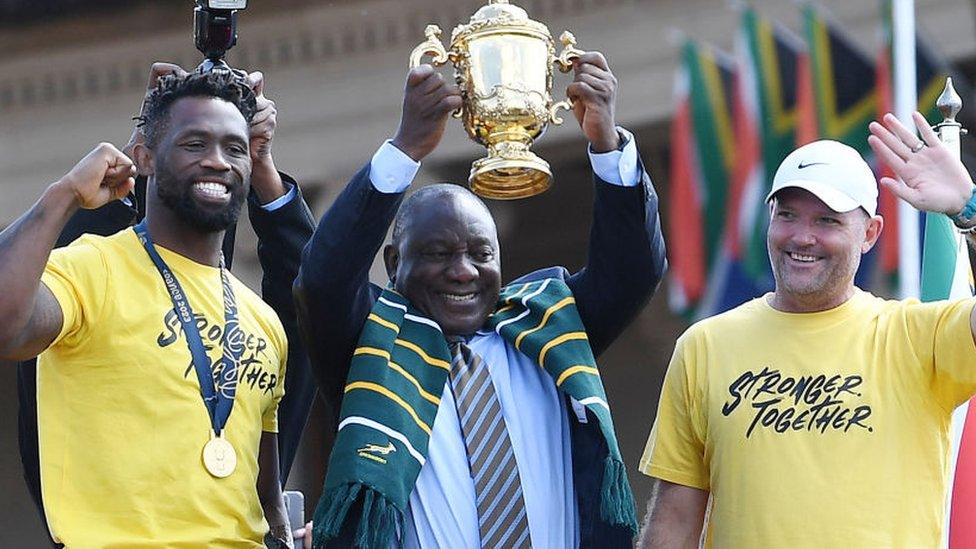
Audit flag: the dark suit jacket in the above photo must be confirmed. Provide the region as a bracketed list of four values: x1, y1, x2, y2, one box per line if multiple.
[17, 175, 316, 540]
[294, 148, 666, 546]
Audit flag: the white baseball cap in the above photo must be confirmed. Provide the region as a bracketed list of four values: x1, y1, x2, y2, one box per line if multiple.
[766, 140, 878, 216]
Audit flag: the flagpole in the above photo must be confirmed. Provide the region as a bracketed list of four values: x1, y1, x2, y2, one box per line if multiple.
[893, 0, 920, 298]
[934, 78, 976, 549]
[933, 79, 975, 305]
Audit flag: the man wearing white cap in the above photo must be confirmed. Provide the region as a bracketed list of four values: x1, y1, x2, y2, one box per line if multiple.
[636, 111, 976, 548]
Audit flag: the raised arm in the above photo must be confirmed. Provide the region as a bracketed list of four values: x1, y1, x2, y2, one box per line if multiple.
[562, 52, 667, 356]
[244, 70, 289, 206]
[294, 65, 460, 409]
[249, 177, 315, 483]
[868, 111, 976, 343]
[238, 69, 318, 482]
[242, 69, 312, 340]
[0, 144, 135, 360]
[293, 169, 396, 408]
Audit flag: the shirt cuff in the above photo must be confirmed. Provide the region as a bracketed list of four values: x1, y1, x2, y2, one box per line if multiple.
[259, 182, 297, 212]
[588, 127, 639, 187]
[370, 140, 420, 194]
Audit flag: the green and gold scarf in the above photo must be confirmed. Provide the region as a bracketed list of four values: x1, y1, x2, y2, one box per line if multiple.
[313, 278, 636, 547]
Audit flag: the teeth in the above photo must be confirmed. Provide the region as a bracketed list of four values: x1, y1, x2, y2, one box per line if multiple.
[442, 293, 475, 302]
[194, 182, 229, 198]
[789, 252, 817, 263]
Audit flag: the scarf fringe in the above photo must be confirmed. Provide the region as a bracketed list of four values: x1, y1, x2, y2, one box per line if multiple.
[600, 457, 639, 535]
[312, 483, 402, 549]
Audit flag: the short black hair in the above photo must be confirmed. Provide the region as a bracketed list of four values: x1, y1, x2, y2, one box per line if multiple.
[138, 70, 257, 149]
[391, 183, 492, 246]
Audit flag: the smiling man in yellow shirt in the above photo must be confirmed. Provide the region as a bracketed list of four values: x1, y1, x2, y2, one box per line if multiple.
[639, 113, 976, 548]
[0, 70, 291, 547]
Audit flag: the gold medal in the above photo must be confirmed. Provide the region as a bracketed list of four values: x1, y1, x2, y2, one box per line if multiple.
[202, 431, 237, 478]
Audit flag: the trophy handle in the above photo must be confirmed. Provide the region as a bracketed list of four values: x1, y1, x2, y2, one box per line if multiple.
[410, 25, 451, 68]
[549, 99, 573, 125]
[410, 25, 462, 118]
[553, 31, 583, 73]
[550, 31, 583, 124]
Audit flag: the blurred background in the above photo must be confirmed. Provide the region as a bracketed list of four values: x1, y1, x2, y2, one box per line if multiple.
[2, 0, 976, 545]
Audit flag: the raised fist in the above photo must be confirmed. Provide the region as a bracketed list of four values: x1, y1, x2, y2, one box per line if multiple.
[58, 143, 137, 210]
[245, 70, 277, 164]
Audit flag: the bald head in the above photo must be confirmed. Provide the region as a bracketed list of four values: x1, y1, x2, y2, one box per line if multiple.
[392, 183, 494, 246]
[383, 183, 502, 335]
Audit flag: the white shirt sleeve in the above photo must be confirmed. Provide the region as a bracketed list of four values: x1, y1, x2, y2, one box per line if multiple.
[588, 127, 639, 187]
[259, 182, 297, 211]
[369, 140, 421, 194]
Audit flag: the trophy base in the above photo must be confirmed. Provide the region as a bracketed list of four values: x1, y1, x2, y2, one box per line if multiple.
[469, 151, 552, 200]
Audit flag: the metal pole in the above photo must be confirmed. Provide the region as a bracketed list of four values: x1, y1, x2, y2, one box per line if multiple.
[934, 79, 973, 298]
[893, 0, 920, 298]
[934, 78, 973, 549]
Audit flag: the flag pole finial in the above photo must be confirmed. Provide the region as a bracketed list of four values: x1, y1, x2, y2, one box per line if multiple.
[937, 77, 963, 123]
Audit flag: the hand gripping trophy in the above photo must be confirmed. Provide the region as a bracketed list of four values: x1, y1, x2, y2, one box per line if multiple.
[410, 0, 584, 199]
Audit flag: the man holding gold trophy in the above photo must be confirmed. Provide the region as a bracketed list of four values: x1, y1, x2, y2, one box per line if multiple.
[294, 2, 666, 547]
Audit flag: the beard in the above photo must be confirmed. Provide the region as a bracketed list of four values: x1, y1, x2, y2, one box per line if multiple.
[154, 168, 246, 233]
[768, 245, 860, 302]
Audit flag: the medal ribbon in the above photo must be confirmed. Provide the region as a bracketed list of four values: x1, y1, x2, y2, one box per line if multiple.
[134, 222, 241, 437]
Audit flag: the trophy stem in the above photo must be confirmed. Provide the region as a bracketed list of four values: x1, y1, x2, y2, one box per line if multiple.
[469, 140, 552, 200]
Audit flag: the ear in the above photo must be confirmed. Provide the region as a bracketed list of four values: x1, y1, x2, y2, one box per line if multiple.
[383, 244, 399, 284]
[861, 215, 884, 254]
[133, 142, 155, 177]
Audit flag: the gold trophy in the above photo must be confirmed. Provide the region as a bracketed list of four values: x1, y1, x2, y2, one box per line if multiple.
[409, 0, 584, 199]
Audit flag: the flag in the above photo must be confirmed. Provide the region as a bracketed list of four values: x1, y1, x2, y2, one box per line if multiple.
[798, 4, 877, 149]
[875, 1, 900, 287]
[795, 44, 818, 145]
[667, 40, 737, 318]
[798, 3, 880, 287]
[717, 8, 806, 313]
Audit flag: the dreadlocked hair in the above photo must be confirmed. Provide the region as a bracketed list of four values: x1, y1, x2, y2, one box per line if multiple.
[137, 70, 257, 149]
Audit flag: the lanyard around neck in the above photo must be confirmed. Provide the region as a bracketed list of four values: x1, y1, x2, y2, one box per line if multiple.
[133, 221, 241, 436]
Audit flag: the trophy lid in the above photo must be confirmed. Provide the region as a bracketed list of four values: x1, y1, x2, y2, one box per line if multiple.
[472, 0, 529, 22]
[452, 0, 549, 43]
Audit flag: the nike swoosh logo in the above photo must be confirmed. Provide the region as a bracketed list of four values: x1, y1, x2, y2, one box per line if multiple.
[798, 162, 827, 169]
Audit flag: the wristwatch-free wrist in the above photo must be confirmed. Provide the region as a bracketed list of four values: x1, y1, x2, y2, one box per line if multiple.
[950, 186, 976, 232]
[264, 524, 294, 549]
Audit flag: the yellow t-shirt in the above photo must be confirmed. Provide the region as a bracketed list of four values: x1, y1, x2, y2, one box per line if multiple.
[37, 229, 287, 548]
[640, 289, 976, 548]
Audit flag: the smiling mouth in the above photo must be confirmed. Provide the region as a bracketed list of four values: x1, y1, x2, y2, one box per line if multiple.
[439, 292, 478, 303]
[788, 251, 819, 263]
[193, 181, 231, 200]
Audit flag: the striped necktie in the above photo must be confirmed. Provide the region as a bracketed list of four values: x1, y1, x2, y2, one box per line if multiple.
[448, 338, 531, 548]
